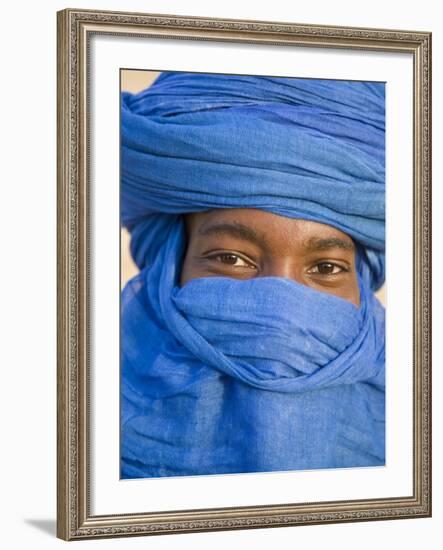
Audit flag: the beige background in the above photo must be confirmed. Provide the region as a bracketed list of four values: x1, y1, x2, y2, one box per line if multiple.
[121, 69, 386, 305]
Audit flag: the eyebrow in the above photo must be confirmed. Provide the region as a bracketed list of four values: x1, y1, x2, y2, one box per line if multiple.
[304, 236, 355, 252]
[198, 221, 265, 247]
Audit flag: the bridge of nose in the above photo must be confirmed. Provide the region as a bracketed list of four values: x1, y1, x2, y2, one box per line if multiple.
[261, 258, 303, 283]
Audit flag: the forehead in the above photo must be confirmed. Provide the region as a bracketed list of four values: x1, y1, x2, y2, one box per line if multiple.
[185, 208, 355, 250]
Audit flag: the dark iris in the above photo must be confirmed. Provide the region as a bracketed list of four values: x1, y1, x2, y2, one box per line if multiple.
[219, 254, 240, 265]
[317, 262, 336, 274]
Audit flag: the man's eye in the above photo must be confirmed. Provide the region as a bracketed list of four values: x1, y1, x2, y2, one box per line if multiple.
[309, 262, 346, 275]
[208, 253, 256, 269]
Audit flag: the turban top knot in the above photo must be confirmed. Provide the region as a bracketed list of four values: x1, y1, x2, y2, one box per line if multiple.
[120, 72, 386, 479]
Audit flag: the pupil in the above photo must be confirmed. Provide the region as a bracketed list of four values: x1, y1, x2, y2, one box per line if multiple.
[318, 263, 333, 274]
[223, 254, 237, 264]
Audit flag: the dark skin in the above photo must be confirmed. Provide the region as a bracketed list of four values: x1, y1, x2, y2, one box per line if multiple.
[180, 208, 360, 307]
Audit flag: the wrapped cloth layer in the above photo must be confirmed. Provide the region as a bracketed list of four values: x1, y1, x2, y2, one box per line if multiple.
[120, 73, 386, 478]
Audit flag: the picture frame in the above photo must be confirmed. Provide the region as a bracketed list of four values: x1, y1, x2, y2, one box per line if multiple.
[56, 7, 432, 541]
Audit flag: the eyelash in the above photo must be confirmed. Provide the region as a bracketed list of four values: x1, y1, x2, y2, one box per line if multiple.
[206, 252, 257, 269]
[205, 252, 349, 276]
[308, 262, 349, 276]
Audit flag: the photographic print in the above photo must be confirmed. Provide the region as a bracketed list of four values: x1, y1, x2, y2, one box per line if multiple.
[57, 8, 430, 540]
[120, 70, 386, 480]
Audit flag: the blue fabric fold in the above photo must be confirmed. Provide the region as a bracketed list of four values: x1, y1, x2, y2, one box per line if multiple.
[120, 72, 386, 478]
[121, 72, 385, 289]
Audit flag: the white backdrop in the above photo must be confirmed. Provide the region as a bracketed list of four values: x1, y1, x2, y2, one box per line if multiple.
[0, 0, 440, 549]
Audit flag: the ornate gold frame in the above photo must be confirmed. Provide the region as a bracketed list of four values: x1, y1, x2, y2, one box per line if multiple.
[57, 8, 432, 540]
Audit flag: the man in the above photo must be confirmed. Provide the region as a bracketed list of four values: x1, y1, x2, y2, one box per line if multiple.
[120, 72, 385, 479]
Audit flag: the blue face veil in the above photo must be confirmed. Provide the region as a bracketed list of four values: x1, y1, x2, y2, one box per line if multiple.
[120, 72, 385, 478]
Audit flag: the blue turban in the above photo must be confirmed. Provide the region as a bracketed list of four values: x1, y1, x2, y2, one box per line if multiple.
[120, 72, 385, 478]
